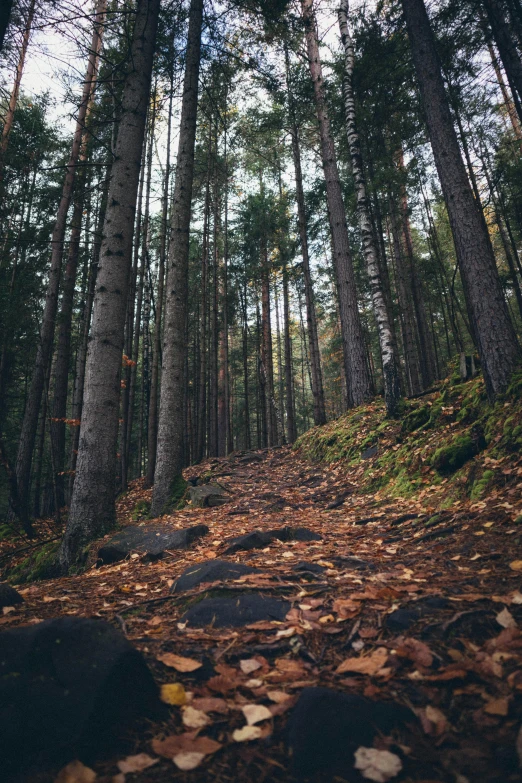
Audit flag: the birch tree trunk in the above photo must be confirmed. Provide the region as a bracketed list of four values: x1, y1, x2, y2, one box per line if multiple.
[59, 0, 160, 570]
[401, 0, 520, 399]
[300, 0, 371, 408]
[11, 0, 107, 532]
[151, 0, 203, 515]
[338, 0, 401, 415]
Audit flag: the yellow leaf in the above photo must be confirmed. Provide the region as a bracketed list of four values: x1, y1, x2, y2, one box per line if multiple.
[510, 560, 522, 571]
[160, 683, 186, 706]
[484, 698, 509, 716]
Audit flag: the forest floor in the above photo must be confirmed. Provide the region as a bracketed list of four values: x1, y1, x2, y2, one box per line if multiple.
[3, 376, 522, 783]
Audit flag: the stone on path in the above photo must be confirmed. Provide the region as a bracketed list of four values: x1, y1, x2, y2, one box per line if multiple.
[189, 485, 229, 508]
[224, 526, 321, 554]
[287, 687, 414, 779]
[292, 561, 326, 576]
[0, 618, 164, 777]
[0, 582, 24, 608]
[386, 596, 450, 631]
[97, 523, 209, 564]
[171, 559, 260, 593]
[182, 594, 290, 628]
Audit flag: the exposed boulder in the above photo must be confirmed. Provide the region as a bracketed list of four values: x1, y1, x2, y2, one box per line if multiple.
[182, 594, 290, 628]
[224, 526, 321, 554]
[171, 559, 260, 593]
[189, 484, 229, 508]
[286, 687, 415, 779]
[0, 618, 164, 778]
[97, 523, 208, 565]
[0, 582, 24, 608]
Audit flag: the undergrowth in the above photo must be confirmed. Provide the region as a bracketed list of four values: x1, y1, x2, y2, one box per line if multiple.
[295, 366, 522, 508]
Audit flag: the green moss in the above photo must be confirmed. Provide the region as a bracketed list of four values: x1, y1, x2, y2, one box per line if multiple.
[161, 474, 188, 513]
[131, 499, 151, 521]
[470, 470, 495, 500]
[431, 433, 481, 475]
[401, 406, 430, 434]
[6, 541, 60, 584]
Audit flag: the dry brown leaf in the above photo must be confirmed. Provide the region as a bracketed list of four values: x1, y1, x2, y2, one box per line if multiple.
[182, 705, 211, 729]
[152, 733, 221, 758]
[54, 761, 96, 783]
[396, 637, 434, 668]
[117, 754, 158, 774]
[157, 652, 202, 672]
[241, 703, 273, 725]
[336, 648, 388, 676]
[483, 697, 509, 716]
[267, 690, 293, 704]
[191, 697, 228, 714]
[173, 752, 205, 771]
[496, 608, 517, 629]
[232, 725, 263, 742]
[240, 658, 262, 674]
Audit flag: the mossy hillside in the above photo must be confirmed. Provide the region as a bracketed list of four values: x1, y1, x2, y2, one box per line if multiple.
[5, 541, 60, 584]
[295, 369, 522, 506]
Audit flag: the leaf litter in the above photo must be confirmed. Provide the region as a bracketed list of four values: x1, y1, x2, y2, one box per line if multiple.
[4, 437, 522, 782]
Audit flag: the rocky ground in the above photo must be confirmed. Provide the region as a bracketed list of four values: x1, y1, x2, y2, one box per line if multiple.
[2, 442, 522, 783]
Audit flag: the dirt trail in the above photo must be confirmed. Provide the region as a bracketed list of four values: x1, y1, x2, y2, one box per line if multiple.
[4, 446, 522, 782]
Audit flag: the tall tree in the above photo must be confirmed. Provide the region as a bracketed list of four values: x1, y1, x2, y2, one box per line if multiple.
[338, 0, 401, 415]
[10, 0, 108, 532]
[401, 0, 520, 399]
[300, 0, 371, 407]
[151, 0, 204, 516]
[59, 0, 160, 570]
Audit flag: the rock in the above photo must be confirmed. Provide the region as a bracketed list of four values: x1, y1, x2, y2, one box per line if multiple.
[97, 523, 209, 565]
[292, 561, 326, 576]
[286, 687, 414, 779]
[361, 444, 378, 460]
[223, 526, 321, 554]
[171, 560, 260, 593]
[0, 582, 24, 608]
[386, 596, 450, 631]
[189, 485, 229, 508]
[182, 594, 290, 628]
[333, 556, 374, 571]
[0, 618, 164, 778]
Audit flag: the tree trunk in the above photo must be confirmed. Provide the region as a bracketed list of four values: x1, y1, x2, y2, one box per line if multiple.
[282, 262, 297, 443]
[151, 0, 203, 515]
[483, 0, 522, 123]
[300, 0, 370, 408]
[487, 39, 522, 149]
[284, 47, 326, 425]
[11, 0, 107, 532]
[59, 0, 160, 570]
[146, 77, 174, 486]
[402, 0, 520, 398]
[196, 136, 211, 463]
[0, 0, 36, 172]
[338, 0, 402, 415]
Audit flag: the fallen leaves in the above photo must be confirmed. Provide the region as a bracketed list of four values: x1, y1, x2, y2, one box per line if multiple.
[117, 754, 158, 774]
[354, 747, 402, 782]
[181, 705, 211, 729]
[232, 725, 264, 742]
[157, 652, 202, 672]
[54, 761, 96, 783]
[336, 648, 389, 676]
[152, 733, 222, 770]
[160, 683, 187, 705]
[241, 703, 273, 725]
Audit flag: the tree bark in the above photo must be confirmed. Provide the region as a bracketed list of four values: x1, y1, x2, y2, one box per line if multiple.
[0, 0, 36, 172]
[151, 0, 203, 515]
[483, 0, 522, 123]
[338, 0, 402, 415]
[300, 0, 370, 408]
[282, 262, 297, 442]
[59, 0, 160, 569]
[402, 0, 520, 399]
[11, 0, 107, 532]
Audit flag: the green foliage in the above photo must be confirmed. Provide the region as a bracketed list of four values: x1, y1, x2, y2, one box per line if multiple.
[5, 541, 60, 584]
[431, 433, 481, 475]
[131, 499, 151, 522]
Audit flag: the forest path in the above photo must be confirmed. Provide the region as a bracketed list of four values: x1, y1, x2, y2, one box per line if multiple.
[6, 446, 522, 782]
